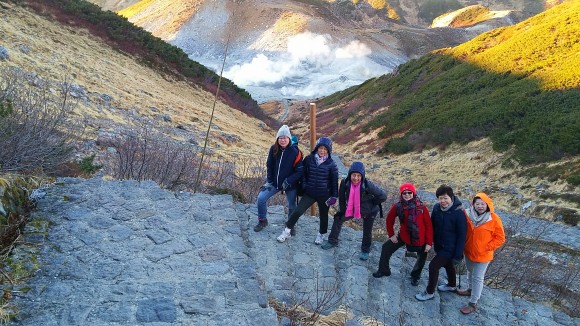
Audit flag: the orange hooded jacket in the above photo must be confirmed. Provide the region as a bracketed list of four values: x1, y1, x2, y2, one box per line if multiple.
[464, 192, 506, 263]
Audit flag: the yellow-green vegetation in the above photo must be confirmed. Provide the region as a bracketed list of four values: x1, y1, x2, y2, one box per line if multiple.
[418, 0, 462, 23]
[386, 3, 400, 20]
[321, 0, 580, 173]
[448, 5, 491, 27]
[117, 0, 156, 18]
[0, 175, 42, 224]
[367, 0, 387, 10]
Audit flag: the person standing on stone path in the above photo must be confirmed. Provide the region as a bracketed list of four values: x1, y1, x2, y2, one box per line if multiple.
[254, 125, 304, 232]
[372, 183, 433, 285]
[416, 185, 467, 301]
[456, 192, 505, 314]
[277, 136, 338, 244]
[321, 161, 387, 261]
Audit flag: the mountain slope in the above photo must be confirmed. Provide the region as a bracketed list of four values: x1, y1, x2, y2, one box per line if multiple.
[0, 1, 274, 157]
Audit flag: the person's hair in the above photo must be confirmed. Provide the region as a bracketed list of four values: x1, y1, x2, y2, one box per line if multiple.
[435, 185, 454, 198]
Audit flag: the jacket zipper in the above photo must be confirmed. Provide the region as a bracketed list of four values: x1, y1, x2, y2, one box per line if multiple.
[276, 148, 285, 188]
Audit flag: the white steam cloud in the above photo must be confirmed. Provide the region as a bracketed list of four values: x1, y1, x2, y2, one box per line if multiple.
[224, 31, 390, 102]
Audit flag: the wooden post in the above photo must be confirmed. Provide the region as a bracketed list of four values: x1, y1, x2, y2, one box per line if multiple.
[309, 103, 316, 216]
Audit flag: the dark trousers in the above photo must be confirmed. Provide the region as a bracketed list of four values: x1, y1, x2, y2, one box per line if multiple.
[328, 215, 375, 253]
[426, 254, 457, 294]
[377, 236, 428, 279]
[286, 194, 329, 234]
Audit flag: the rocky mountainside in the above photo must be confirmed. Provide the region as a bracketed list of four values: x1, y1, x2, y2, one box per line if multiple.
[86, 0, 559, 101]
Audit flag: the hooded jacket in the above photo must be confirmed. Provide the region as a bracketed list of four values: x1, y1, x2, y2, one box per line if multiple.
[301, 137, 338, 199]
[431, 196, 467, 260]
[464, 192, 506, 262]
[336, 162, 387, 218]
[385, 184, 433, 247]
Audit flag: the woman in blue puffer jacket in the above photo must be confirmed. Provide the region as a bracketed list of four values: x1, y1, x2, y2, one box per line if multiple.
[277, 137, 338, 245]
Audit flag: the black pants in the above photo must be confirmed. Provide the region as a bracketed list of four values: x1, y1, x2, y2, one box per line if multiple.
[427, 254, 456, 294]
[328, 214, 375, 253]
[285, 194, 329, 234]
[377, 236, 428, 280]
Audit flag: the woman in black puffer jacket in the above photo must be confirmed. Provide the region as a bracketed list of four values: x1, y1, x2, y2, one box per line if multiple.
[277, 137, 338, 245]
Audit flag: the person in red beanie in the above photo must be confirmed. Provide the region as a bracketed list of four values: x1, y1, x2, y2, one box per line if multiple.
[372, 183, 433, 286]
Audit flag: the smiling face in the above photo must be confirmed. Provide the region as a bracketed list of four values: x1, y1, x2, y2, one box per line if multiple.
[473, 198, 488, 215]
[350, 172, 362, 184]
[277, 136, 290, 148]
[438, 194, 453, 209]
[317, 145, 328, 157]
[401, 190, 414, 200]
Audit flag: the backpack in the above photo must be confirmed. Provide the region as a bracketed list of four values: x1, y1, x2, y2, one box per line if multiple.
[291, 138, 305, 196]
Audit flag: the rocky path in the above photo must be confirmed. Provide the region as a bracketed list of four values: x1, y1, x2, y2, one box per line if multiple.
[8, 178, 578, 325]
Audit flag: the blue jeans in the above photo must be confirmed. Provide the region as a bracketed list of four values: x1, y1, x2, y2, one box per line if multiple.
[256, 186, 297, 221]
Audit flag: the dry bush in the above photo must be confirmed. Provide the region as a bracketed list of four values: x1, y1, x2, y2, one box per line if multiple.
[0, 66, 80, 174]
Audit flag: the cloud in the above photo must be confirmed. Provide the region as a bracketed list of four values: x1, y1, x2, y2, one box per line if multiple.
[224, 31, 391, 101]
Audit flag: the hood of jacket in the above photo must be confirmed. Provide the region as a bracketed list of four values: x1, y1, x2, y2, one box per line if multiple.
[474, 192, 495, 213]
[313, 137, 333, 156]
[347, 161, 365, 181]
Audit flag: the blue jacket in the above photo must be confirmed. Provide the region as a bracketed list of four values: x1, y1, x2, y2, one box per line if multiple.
[302, 137, 338, 199]
[431, 196, 467, 260]
[266, 144, 303, 190]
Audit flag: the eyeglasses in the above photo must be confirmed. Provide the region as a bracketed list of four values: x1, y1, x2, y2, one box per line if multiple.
[402, 191, 413, 196]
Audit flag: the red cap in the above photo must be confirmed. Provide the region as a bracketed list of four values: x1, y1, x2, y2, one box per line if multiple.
[399, 183, 417, 195]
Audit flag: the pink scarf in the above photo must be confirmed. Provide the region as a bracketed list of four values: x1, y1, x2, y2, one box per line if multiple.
[345, 182, 361, 219]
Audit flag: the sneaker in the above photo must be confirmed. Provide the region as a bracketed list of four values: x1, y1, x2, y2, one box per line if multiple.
[314, 233, 327, 245]
[460, 302, 477, 314]
[321, 241, 336, 250]
[415, 292, 435, 301]
[457, 288, 472, 296]
[253, 219, 268, 232]
[437, 284, 457, 292]
[359, 252, 369, 261]
[372, 270, 391, 278]
[411, 278, 420, 286]
[277, 228, 292, 243]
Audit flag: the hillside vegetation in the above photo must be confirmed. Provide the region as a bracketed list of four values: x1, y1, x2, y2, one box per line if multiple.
[27, 0, 276, 127]
[320, 0, 579, 171]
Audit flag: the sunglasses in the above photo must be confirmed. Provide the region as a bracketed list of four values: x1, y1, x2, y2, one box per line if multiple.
[402, 191, 413, 196]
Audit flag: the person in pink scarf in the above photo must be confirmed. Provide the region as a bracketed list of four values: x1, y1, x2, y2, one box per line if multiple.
[321, 162, 387, 261]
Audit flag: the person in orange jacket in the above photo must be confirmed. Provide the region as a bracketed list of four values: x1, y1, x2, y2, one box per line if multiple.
[457, 192, 505, 314]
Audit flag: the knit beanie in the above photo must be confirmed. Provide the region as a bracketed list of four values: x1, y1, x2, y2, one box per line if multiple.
[277, 125, 291, 139]
[399, 183, 417, 196]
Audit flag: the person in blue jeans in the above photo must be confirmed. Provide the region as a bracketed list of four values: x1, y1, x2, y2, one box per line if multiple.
[277, 136, 338, 244]
[321, 161, 387, 261]
[254, 125, 303, 232]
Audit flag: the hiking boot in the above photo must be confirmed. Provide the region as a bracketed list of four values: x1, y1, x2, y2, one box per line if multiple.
[321, 241, 336, 250]
[415, 292, 435, 301]
[457, 288, 472, 296]
[437, 284, 457, 292]
[253, 219, 268, 232]
[411, 278, 420, 286]
[314, 233, 327, 245]
[277, 228, 292, 243]
[372, 269, 391, 278]
[359, 252, 369, 261]
[290, 227, 296, 236]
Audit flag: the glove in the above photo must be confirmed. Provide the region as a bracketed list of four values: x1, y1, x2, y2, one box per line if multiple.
[259, 182, 273, 192]
[282, 179, 290, 190]
[452, 258, 463, 266]
[326, 197, 337, 207]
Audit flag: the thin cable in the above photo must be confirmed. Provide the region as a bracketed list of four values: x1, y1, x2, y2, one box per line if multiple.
[194, 9, 234, 193]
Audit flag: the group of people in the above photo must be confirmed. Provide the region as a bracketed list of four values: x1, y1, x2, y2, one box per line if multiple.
[254, 125, 506, 315]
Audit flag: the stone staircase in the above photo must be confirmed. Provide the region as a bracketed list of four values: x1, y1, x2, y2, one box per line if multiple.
[7, 178, 578, 325]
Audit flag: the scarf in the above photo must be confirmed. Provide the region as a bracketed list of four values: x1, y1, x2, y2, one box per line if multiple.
[402, 198, 421, 243]
[345, 182, 361, 219]
[466, 206, 491, 227]
[315, 153, 327, 166]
